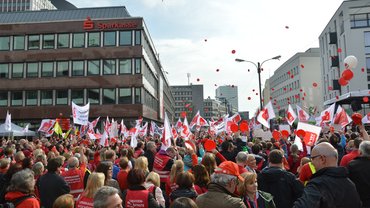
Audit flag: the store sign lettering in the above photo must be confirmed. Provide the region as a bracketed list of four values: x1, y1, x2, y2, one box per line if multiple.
[83, 16, 137, 30]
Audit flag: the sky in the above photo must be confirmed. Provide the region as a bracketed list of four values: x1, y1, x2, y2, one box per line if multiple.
[68, 0, 345, 114]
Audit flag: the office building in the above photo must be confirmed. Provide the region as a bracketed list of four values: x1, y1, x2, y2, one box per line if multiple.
[171, 85, 204, 120]
[0, 0, 56, 12]
[203, 96, 227, 121]
[215, 85, 238, 113]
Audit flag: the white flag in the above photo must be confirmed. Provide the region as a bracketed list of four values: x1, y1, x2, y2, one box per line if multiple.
[257, 101, 276, 128]
[23, 124, 29, 133]
[72, 102, 90, 125]
[362, 113, 370, 124]
[5, 111, 11, 131]
[161, 112, 172, 151]
[286, 104, 297, 126]
[296, 105, 310, 122]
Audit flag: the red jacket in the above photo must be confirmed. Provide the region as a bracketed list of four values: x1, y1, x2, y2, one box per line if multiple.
[5, 192, 40, 208]
[117, 170, 129, 191]
[61, 168, 85, 200]
[76, 195, 94, 208]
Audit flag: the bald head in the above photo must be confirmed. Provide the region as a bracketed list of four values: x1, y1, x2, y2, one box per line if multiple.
[311, 142, 338, 171]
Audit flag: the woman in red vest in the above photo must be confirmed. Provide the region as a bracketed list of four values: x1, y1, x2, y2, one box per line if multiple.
[75, 172, 105, 208]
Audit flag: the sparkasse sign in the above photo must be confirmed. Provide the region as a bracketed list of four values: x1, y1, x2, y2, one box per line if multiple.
[83, 16, 138, 30]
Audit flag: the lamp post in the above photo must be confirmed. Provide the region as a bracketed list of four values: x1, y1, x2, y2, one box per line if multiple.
[235, 55, 281, 110]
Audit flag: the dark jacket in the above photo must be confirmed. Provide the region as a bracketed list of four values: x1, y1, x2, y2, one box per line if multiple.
[243, 190, 276, 208]
[258, 166, 303, 208]
[293, 167, 361, 208]
[196, 183, 246, 208]
[144, 150, 155, 172]
[348, 156, 370, 207]
[122, 185, 159, 208]
[170, 188, 197, 202]
[38, 172, 70, 208]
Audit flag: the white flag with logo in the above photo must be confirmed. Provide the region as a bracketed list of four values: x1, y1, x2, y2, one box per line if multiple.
[72, 102, 90, 125]
[296, 105, 310, 122]
[286, 104, 297, 126]
[257, 101, 275, 128]
[5, 111, 11, 131]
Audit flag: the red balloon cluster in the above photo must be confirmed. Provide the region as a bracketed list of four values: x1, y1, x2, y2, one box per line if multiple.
[339, 67, 354, 86]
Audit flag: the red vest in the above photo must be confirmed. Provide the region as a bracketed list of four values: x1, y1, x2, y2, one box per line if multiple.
[62, 169, 84, 200]
[76, 195, 94, 208]
[125, 190, 149, 208]
[153, 153, 171, 183]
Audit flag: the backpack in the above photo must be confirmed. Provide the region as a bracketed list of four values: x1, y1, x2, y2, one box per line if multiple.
[0, 195, 34, 208]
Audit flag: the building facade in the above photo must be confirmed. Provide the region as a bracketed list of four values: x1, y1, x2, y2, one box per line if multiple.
[0, 0, 56, 12]
[171, 85, 204, 121]
[215, 85, 238, 113]
[0, 7, 175, 128]
[203, 96, 226, 121]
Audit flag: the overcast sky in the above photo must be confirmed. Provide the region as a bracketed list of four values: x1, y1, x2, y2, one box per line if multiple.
[68, 0, 344, 114]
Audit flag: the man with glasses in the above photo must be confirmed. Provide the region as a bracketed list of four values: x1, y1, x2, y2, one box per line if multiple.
[293, 142, 361, 208]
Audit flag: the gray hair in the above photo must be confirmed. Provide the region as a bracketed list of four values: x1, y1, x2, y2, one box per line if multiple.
[146, 141, 156, 151]
[32, 162, 44, 176]
[359, 141, 370, 157]
[68, 156, 79, 168]
[7, 169, 35, 193]
[235, 152, 248, 163]
[210, 173, 236, 187]
[93, 186, 119, 208]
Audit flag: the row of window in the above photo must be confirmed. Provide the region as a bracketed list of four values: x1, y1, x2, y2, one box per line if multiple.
[174, 97, 191, 101]
[351, 13, 370, 28]
[272, 94, 301, 106]
[271, 80, 301, 97]
[173, 91, 192, 95]
[271, 66, 300, 87]
[0, 30, 141, 51]
[0, 58, 142, 78]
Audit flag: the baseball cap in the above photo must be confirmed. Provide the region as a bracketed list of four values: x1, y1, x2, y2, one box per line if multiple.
[214, 161, 244, 181]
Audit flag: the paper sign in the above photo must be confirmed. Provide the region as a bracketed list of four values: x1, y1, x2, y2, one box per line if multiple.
[295, 122, 322, 147]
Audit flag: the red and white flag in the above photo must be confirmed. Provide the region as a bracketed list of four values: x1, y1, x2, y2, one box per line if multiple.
[318, 103, 336, 125]
[362, 113, 370, 124]
[190, 110, 208, 128]
[120, 120, 128, 137]
[181, 117, 191, 139]
[161, 112, 172, 150]
[175, 118, 183, 131]
[333, 105, 352, 128]
[296, 105, 310, 122]
[257, 101, 275, 128]
[286, 104, 297, 126]
[38, 119, 55, 133]
[171, 125, 178, 141]
[138, 122, 148, 137]
[88, 117, 100, 131]
[229, 112, 242, 123]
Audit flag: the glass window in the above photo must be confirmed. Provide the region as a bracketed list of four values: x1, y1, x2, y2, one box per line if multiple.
[135, 87, 141, 104]
[26, 63, 38, 78]
[56, 90, 68, 105]
[71, 89, 84, 105]
[88, 32, 100, 47]
[135, 30, 141, 45]
[72, 61, 84, 76]
[0, 64, 9, 78]
[0, 91, 7, 106]
[11, 91, 23, 106]
[57, 34, 70, 48]
[0, 36, 10, 51]
[103, 60, 116, 75]
[41, 90, 53, 105]
[119, 88, 132, 104]
[87, 60, 100, 75]
[13, 36, 25, 50]
[43, 34, 55, 49]
[119, 59, 132, 74]
[103, 88, 116, 104]
[12, 63, 23, 78]
[26, 91, 37, 106]
[135, 58, 141, 74]
[41, 62, 54, 77]
[72, 33, 85, 48]
[87, 88, 100, 105]
[119, 31, 132, 46]
[28, 35, 40, 50]
[104, 31, 116, 46]
[56, 61, 69, 77]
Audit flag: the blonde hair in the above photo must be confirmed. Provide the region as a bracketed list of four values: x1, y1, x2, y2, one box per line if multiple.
[170, 160, 184, 183]
[52, 194, 74, 208]
[146, 171, 160, 187]
[238, 172, 257, 196]
[83, 172, 105, 198]
[135, 156, 148, 172]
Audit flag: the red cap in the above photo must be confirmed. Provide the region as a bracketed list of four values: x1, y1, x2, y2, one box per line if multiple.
[214, 161, 244, 181]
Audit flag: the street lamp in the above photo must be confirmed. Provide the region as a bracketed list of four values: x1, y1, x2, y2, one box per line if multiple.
[235, 55, 281, 110]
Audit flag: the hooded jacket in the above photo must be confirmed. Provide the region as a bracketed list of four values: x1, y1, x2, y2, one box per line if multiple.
[196, 183, 246, 208]
[5, 191, 39, 208]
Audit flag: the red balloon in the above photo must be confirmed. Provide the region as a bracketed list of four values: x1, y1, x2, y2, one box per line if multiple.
[342, 69, 354, 80]
[216, 69, 220, 72]
[338, 77, 348, 86]
[271, 88, 274, 91]
[362, 67, 365, 72]
[272, 130, 281, 140]
[247, 97, 251, 100]
[181, 112, 186, 118]
[336, 96, 339, 100]
[328, 86, 333, 91]
[291, 75, 294, 79]
[281, 130, 290, 137]
[230, 123, 239, 133]
[338, 48, 342, 53]
[231, 50, 236, 54]
[239, 122, 249, 132]
[363, 97, 369, 103]
[197, 78, 200, 82]
[252, 89, 255, 92]
[352, 113, 363, 125]
[285, 26, 289, 29]
[204, 140, 216, 152]
[313, 82, 318, 87]
[300, 64, 305, 68]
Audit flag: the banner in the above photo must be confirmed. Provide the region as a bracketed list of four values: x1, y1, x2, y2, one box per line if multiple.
[38, 119, 55, 133]
[72, 102, 90, 125]
[295, 122, 322, 147]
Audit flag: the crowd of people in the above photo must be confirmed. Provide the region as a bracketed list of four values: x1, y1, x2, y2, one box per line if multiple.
[0, 121, 368, 208]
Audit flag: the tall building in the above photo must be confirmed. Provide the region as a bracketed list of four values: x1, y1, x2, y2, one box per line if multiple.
[50, 0, 76, 10]
[215, 85, 238, 113]
[203, 96, 226, 121]
[171, 85, 204, 120]
[0, 0, 56, 12]
[320, 0, 370, 112]
[268, 48, 322, 116]
[0, 6, 175, 127]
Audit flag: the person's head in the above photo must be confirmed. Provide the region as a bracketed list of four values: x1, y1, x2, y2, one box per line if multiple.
[32, 161, 45, 176]
[84, 172, 105, 198]
[47, 157, 63, 173]
[354, 138, 363, 150]
[201, 153, 217, 175]
[145, 171, 160, 187]
[52, 194, 74, 208]
[146, 141, 157, 153]
[221, 141, 234, 153]
[7, 169, 35, 194]
[290, 144, 299, 155]
[251, 144, 261, 154]
[96, 161, 113, 181]
[170, 197, 198, 208]
[212, 161, 243, 193]
[135, 156, 148, 172]
[166, 147, 177, 159]
[359, 140, 370, 157]
[311, 142, 338, 171]
[0, 158, 10, 171]
[238, 172, 258, 196]
[35, 153, 47, 166]
[127, 168, 146, 188]
[104, 150, 116, 162]
[246, 154, 257, 169]
[192, 164, 210, 187]
[170, 160, 184, 183]
[93, 186, 122, 208]
[176, 171, 194, 189]
[119, 157, 129, 170]
[67, 156, 79, 169]
[235, 151, 248, 167]
[268, 149, 284, 167]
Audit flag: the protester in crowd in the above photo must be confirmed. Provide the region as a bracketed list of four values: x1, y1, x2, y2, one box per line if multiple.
[170, 197, 199, 208]
[166, 160, 184, 197]
[61, 156, 85, 200]
[287, 144, 305, 175]
[340, 138, 362, 167]
[104, 150, 120, 180]
[220, 140, 237, 162]
[53, 194, 74, 208]
[296, 157, 310, 177]
[192, 164, 210, 195]
[329, 134, 345, 164]
[117, 157, 130, 191]
[245, 154, 257, 173]
[170, 171, 197, 203]
[144, 171, 166, 208]
[153, 147, 177, 189]
[0, 163, 24, 204]
[201, 153, 217, 176]
[134, 141, 145, 158]
[14, 151, 25, 166]
[235, 152, 248, 174]
[258, 149, 303, 208]
[75, 172, 105, 208]
[32, 162, 44, 198]
[196, 161, 246, 208]
[144, 141, 157, 172]
[93, 186, 122, 208]
[293, 142, 361, 208]
[135, 156, 150, 177]
[0, 158, 10, 175]
[96, 161, 121, 192]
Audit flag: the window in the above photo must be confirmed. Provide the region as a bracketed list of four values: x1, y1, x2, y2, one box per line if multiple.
[103, 88, 116, 104]
[43, 34, 55, 49]
[41, 90, 53, 105]
[88, 32, 100, 47]
[87, 88, 100, 105]
[0, 92, 7, 106]
[135, 30, 141, 45]
[28, 35, 40, 50]
[11, 91, 23, 106]
[365, 32, 370, 54]
[0, 36, 10, 51]
[87, 60, 100, 75]
[57, 34, 70, 48]
[0, 64, 9, 78]
[41, 62, 54, 77]
[135, 87, 141, 104]
[56, 61, 69, 77]
[26, 63, 38, 78]
[56, 90, 68, 105]
[119, 31, 132, 46]
[12, 63, 23, 78]
[119, 88, 132, 104]
[119, 59, 132, 74]
[351, 13, 368, 28]
[135, 58, 141, 74]
[13, 36, 25, 50]
[104, 31, 116, 46]
[26, 91, 37, 106]
[71, 89, 84, 105]
[103, 60, 116, 75]
[72, 33, 85, 48]
[72, 60, 84, 76]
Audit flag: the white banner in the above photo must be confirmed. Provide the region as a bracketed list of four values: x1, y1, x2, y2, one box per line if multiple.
[72, 102, 90, 125]
[295, 122, 322, 149]
[38, 119, 55, 133]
